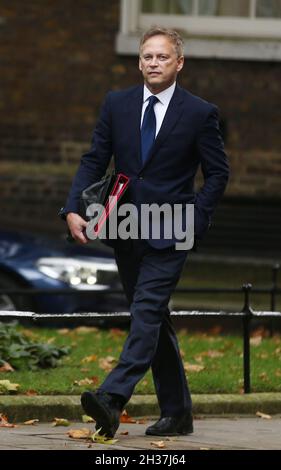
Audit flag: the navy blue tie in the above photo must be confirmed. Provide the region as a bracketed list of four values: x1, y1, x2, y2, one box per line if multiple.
[141, 95, 158, 165]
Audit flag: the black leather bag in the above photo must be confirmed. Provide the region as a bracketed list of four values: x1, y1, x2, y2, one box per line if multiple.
[59, 172, 129, 242]
[79, 172, 116, 221]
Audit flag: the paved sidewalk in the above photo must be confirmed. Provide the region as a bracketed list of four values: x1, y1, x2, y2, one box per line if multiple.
[0, 417, 280, 450]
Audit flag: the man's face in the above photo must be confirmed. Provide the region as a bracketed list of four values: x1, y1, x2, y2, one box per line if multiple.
[139, 35, 184, 93]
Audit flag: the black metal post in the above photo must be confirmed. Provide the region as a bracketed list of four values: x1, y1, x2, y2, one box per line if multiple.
[269, 264, 280, 337]
[242, 284, 253, 394]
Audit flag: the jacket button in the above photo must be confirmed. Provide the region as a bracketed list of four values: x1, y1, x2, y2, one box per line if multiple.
[138, 176, 144, 180]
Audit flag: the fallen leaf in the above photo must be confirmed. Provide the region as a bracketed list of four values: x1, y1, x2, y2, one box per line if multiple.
[109, 328, 126, 337]
[0, 414, 16, 428]
[199, 350, 224, 358]
[46, 337, 55, 344]
[58, 329, 71, 335]
[25, 390, 38, 396]
[200, 447, 210, 450]
[75, 326, 98, 334]
[21, 329, 38, 339]
[275, 369, 281, 377]
[24, 419, 39, 425]
[68, 428, 92, 439]
[120, 431, 129, 435]
[73, 377, 97, 386]
[81, 354, 98, 364]
[99, 356, 117, 371]
[52, 418, 70, 427]
[136, 418, 148, 424]
[250, 336, 262, 346]
[90, 428, 118, 445]
[256, 411, 272, 420]
[194, 355, 204, 363]
[91, 376, 100, 385]
[0, 379, 20, 394]
[151, 440, 166, 448]
[0, 362, 14, 373]
[256, 353, 269, 359]
[120, 410, 136, 423]
[82, 415, 94, 423]
[208, 326, 222, 335]
[259, 372, 268, 381]
[251, 327, 269, 338]
[141, 380, 148, 386]
[184, 363, 205, 373]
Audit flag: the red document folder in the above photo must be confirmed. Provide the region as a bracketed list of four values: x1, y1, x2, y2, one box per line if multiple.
[91, 173, 130, 237]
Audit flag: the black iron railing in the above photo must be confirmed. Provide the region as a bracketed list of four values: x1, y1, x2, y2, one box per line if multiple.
[0, 265, 280, 394]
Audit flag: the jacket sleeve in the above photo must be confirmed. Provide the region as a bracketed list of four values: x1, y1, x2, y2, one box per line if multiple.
[62, 92, 113, 215]
[194, 105, 230, 238]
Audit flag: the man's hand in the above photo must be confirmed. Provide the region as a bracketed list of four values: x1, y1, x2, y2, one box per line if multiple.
[66, 213, 88, 244]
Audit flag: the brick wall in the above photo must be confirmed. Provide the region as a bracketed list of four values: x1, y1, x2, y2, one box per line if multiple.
[0, 1, 280, 234]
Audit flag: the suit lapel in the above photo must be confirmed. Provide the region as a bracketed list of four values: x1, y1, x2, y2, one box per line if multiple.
[125, 86, 143, 170]
[141, 85, 185, 171]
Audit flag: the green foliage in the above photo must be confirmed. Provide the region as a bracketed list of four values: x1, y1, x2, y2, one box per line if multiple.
[0, 322, 70, 370]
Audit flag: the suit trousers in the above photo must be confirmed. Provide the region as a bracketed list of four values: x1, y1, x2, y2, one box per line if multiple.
[98, 238, 192, 417]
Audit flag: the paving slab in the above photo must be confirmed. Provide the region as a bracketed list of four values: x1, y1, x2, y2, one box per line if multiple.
[0, 417, 280, 450]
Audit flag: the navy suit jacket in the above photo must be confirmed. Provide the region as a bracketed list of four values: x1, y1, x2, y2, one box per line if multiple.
[63, 84, 229, 248]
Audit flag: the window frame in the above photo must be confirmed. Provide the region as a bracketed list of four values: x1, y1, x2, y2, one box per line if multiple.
[116, 0, 281, 61]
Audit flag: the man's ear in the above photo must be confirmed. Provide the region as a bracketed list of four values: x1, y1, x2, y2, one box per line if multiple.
[139, 57, 142, 71]
[177, 56, 184, 72]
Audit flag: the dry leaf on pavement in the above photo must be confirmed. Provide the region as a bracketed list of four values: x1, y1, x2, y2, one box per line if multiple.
[82, 415, 94, 423]
[90, 428, 118, 445]
[136, 418, 148, 424]
[256, 411, 272, 420]
[68, 428, 92, 439]
[120, 410, 136, 423]
[151, 440, 166, 448]
[0, 414, 17, 428]
[52, 418, 70, 427]
[24, 419, 39, 425]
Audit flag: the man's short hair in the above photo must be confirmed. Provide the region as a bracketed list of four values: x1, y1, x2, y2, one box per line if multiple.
[140, 27, 184, 58]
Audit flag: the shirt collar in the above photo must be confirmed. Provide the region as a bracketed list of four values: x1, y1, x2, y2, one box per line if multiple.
[143, 82, 176, 105]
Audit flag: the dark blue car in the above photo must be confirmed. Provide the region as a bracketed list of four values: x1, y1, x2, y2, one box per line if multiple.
[0, 231, 128, 317]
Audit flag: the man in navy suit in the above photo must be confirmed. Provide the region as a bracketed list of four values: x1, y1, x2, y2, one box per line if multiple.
[62, 27, 229, 437]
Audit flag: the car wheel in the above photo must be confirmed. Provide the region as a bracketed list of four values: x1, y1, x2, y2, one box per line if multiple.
[0, 272, 34, 313]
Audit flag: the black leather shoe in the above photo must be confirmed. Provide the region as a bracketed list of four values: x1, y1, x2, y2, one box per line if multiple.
[81, 391, 121, 438]
[145, 412, 193, 436]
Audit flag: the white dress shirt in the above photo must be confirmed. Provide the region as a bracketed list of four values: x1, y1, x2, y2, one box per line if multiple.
[141, 82, 176, 137]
